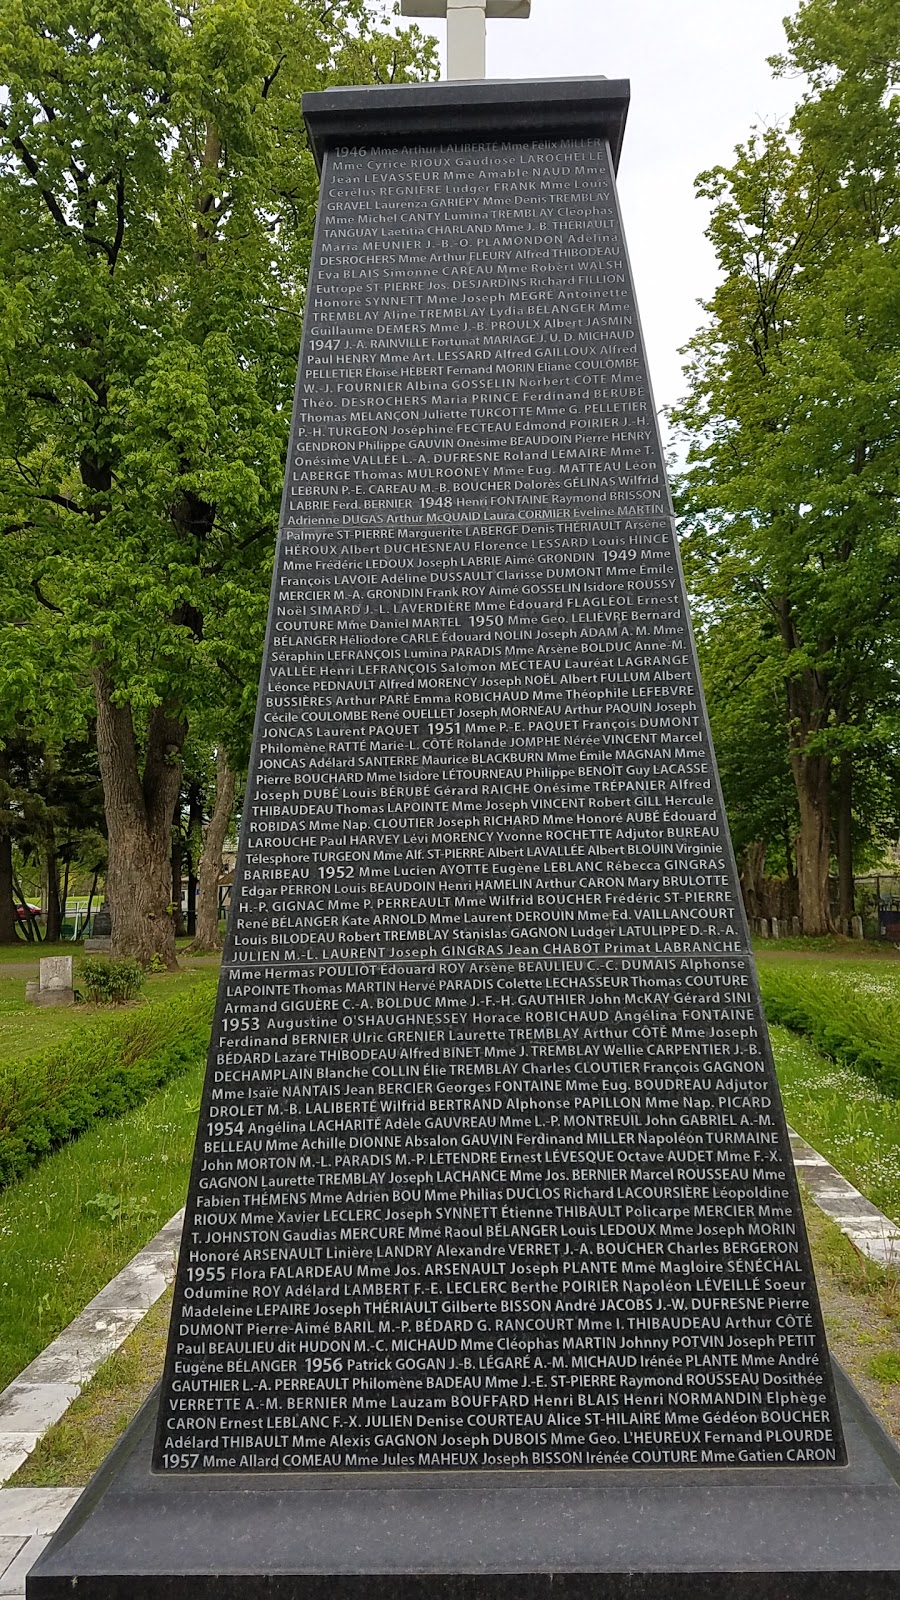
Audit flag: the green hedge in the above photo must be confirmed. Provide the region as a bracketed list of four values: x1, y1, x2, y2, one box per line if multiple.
[758, 965, 900, 1098]
[0, 981, 217, 1189]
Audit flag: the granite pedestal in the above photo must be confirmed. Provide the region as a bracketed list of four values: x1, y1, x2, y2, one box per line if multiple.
[28, 1366, 900, 1596]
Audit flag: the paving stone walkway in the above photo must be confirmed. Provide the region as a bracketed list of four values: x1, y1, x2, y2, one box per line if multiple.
[0, 1210, 183, 1484]
[0, 1490, 81, 1595]
[788, 1130, 900, 1267]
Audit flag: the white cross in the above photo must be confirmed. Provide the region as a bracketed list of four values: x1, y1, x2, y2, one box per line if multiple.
[400, 0, 531, 82]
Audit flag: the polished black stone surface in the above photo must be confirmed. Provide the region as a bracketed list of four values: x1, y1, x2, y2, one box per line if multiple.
[301, 78, 631, 173]
[26, 1367, 900, 1597]
[144, 85, 842, 1481]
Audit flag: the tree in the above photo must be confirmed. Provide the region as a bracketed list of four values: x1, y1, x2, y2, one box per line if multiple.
[673, 0, 900, 933]
[190, 746, 237, 952]
[0, 0, 437, 964]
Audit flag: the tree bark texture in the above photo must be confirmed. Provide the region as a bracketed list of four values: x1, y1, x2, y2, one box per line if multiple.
[93, 666, 186, 967]
[793, 749, 833, 935]
[45, 849, 62, 943]
[0, 829, 17, 943]
[171, 799, 186, 938]
[0, 748, 17, 943]
[190, 751, 235, 953]
[836, 752, 854, 934]
[186, 780, 203, 938]
[777, 599, 834, 936]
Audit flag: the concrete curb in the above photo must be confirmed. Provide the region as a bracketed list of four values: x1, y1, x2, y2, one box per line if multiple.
[788, 1127, 900, 1267]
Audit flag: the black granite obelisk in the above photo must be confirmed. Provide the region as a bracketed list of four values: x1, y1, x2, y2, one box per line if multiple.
[30, 78, 900, 1599]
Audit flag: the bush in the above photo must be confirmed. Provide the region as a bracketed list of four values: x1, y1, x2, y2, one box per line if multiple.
[0, 980, 216, 1189]
[759, 965, 900, 1098]
[79, 957, 145, 1004]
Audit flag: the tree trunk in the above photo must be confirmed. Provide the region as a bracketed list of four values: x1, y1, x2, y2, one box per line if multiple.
[93, 665, 186, 968]
[171, 796, 186, 938]
[45, 849, 62, 943]
[13, 873, 36, 941]
[60, 857, 71, 937]
[793, 750, 833, 935]
[740, 841, 767, 921]
[0, 831, 17, 943]
[190, 752, 235, 953]
[777, 597, 834, 937]
[0, 751, 17, 943]
[836, 752, 854, 935]
[84, 867, 99, 938]
[186, 781, 202, 938]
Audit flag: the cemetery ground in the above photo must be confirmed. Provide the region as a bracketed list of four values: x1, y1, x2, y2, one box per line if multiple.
[1, 943, 899, 1488]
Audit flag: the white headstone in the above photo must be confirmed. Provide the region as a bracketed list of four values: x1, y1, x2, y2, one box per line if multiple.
[40, 955, 74, 991]
[400, 0, 531, 80]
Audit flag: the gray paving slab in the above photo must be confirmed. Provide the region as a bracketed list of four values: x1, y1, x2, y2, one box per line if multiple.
[0, 1490, 83, 1537]
[0, 1446, 37, 1489]
[788, 1126, 900, 1265]
[0, 1543, 24, 1584]
[0, 1389, 79, 1437]
[0, 1534, 48, 1595]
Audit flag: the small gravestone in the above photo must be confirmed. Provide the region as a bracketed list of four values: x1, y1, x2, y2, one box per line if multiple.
[792, 915, 802, 937]
[771, 916, 780, 939]
[851, 915, 864, 940]
[26, 955, 74, 1008]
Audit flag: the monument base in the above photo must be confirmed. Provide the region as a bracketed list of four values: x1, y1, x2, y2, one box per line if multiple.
[27, 1365, 900, 1598]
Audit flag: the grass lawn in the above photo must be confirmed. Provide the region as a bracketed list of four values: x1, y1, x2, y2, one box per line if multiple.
[0, 963, 219, 1065]
[0, 942, 82, 966]
[753, 935, 899, 959]
[801, 1197, 900, 1443]
[0, 1051, 205, 1393]
[771, 1024, 900, 1226]
[7, 1288, 174, 1488]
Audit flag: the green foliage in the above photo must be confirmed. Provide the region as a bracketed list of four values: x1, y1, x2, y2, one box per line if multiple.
[0, 979, 216, 1187]
[0, 1060, 205, 1390]
[673, 0, 900, 916]
[83, 1190, 153, 1227]
[0, 0, 437, 956]
[78, 956, 145, 1004]
[690, 607, 797, 872]
[0, 0, 437, 737]
[771, 1018, 900, 1225]
[869, 1351, 900, 1386]
[760, 964, 900, 1097]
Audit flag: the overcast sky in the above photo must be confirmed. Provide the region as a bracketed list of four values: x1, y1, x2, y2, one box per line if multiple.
[412, 0, 805, 429]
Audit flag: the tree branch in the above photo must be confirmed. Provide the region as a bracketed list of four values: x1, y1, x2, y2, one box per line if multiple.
[108, 168, 126, 270]
[262, 54, 287, 98]
[32, 578, 63, 614]
[1, 120, 71, 234]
